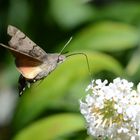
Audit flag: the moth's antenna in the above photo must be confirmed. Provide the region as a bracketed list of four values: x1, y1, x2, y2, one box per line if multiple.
[59, 37, 72, 54]
[66, 52, 92, 82]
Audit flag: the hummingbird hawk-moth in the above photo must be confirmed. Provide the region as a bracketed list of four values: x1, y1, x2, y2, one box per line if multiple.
[0, 25, 67, 96]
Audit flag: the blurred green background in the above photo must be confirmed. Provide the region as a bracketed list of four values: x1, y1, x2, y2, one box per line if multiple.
[0, 0, 140, 139]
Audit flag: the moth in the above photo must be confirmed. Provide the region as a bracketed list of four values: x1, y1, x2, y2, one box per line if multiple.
[0, 25, 68, 96]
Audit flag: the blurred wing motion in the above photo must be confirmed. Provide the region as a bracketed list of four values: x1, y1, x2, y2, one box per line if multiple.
[0, 25, 49, 95]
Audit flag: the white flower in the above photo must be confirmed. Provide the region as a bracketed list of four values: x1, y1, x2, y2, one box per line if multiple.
[80, 77, 140, 140]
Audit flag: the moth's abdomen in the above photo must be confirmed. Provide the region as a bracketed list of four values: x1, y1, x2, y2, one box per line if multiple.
[33, 62, 57, 80]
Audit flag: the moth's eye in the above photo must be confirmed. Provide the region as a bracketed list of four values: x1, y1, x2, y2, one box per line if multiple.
[57, 55, 65, 63]
[57, 58, 60, 63]
[57, 57, 62, 63]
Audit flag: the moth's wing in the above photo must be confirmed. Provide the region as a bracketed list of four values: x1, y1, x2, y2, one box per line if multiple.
[7, 25, 47, 61]
[0, 43, 43, 79]
[15, 56, 44, 79]
[0, 43, 43, 62]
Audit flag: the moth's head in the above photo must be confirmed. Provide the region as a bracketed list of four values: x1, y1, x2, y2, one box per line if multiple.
[7, 25, 18, 36]
[47, 54, 65, 64]
[57, 54, 66, 64]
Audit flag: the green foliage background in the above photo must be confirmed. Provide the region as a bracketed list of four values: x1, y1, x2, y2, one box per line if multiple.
[0, 0, 140, 140]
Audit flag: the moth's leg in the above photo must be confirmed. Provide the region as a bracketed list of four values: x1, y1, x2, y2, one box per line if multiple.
[18, 75, 30, 96]
[35, 78, 45, 87]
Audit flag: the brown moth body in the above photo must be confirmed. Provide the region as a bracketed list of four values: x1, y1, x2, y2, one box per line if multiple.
[0, 25, 65, 96]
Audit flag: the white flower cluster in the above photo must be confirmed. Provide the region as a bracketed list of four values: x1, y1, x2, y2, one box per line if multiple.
[80, 78, 140, 140]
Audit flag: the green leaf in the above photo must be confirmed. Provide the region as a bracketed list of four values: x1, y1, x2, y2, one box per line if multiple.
[12, 52, 123, 131]
[12, 113, 85, 140]
[68, 22, 139, 52]
[98, 2, 140, 24]
[126, 47, 140, 76]
[49, 0, 94, 28]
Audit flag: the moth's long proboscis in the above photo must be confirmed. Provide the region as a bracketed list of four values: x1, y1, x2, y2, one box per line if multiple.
[66, 52, 92, 82]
